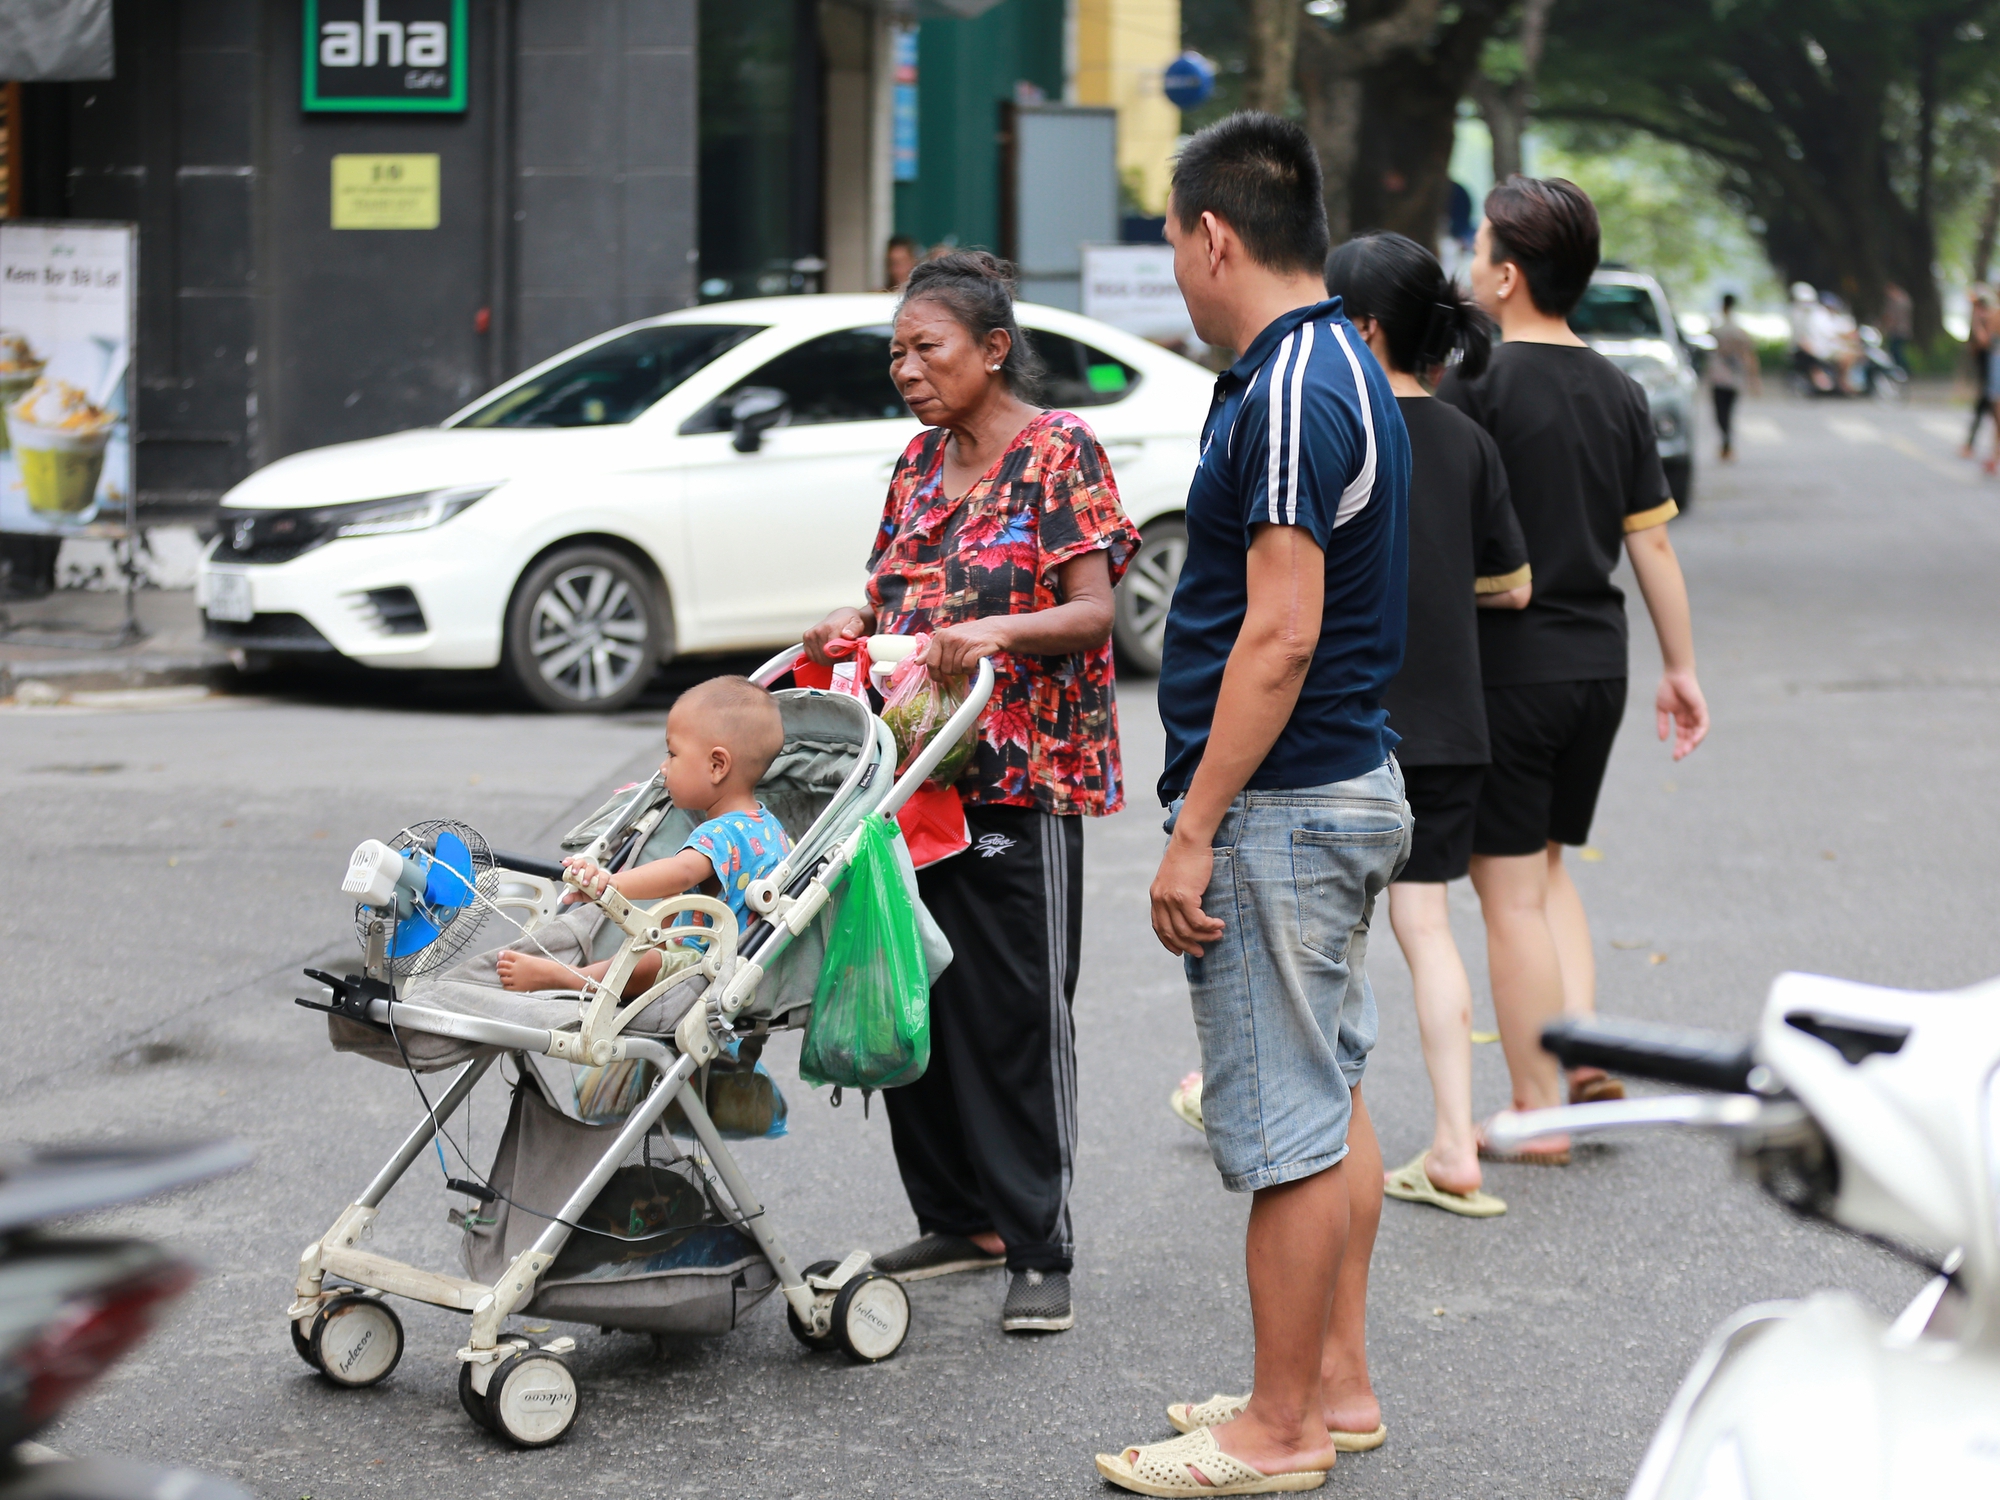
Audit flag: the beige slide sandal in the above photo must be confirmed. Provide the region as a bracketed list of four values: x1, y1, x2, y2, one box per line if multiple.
[1095, 1427, 1329, 1495]
[1166, 1394, 1387, 1453]
[1382, 1153, 1507, 1218]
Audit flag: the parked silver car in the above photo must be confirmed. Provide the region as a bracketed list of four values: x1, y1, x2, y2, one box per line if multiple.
[1571, 268, 1698, 509]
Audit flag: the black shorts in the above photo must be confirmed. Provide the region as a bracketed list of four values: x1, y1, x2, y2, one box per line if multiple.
[1394, 763, 1483, 883]
[1474, 679, 1627, 856]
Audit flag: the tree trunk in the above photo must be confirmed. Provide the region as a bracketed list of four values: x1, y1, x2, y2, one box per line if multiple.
[1298, 49, 1365, 244]
[1471, 0, 1553, 183]
[1245, 0, 1301, 115]
[1973, 152, 2000, 287]
[1470, 73, 1524, 181]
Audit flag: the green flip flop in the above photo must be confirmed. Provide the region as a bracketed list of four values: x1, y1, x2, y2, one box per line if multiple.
[1382, 1153, 1507, 1218]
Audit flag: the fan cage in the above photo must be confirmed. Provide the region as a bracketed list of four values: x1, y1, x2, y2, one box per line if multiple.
[352, 819, 499, 977]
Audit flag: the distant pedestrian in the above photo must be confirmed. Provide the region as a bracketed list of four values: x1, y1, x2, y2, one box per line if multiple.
[1708, 293, 1761, 461]
[1881, 282, 1913, 372]
[1100, 112, 1412, 1496]
[1326, 231, 1527, 1220]
[1986, 323, 2000, 477]
[1965, 287, 1994, 462]
[1438, 176, 1710, 1153]
[883, 234, 920, 292]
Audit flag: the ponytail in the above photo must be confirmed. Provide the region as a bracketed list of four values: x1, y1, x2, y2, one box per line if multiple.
[1324, 231, 1493, 380]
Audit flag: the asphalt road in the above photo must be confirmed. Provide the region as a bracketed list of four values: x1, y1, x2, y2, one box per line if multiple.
[4, 391, 1993, 1498]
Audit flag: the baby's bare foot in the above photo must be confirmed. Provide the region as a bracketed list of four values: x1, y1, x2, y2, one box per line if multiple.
[495, 951, 575, 993]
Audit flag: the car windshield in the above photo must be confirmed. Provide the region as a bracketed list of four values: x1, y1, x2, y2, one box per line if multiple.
[1571, 284, 1663, 338]
[453, 324, 764, 428]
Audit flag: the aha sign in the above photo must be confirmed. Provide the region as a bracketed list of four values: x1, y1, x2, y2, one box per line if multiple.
[303, 0, 466, 113]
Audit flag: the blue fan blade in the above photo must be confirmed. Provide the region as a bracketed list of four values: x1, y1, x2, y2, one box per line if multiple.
[387, 911, 442, 957]
[423, 830, 476, 908]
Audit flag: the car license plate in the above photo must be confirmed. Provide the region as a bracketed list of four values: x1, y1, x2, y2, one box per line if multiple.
[207, 571, 253, 622]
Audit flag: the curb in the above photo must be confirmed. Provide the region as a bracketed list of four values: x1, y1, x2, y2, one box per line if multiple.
[0, 650, 235, 701]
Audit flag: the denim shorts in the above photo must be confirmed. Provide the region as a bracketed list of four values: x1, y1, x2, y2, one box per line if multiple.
[1169, 760, 1411, 1193]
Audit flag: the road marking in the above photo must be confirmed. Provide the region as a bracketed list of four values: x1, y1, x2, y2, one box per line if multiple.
[1918, 414, 1966, 442]
[1736, 414, 1785, 444]
[1824, 415, 1883, 443]
[1807, 410, 1970, 484]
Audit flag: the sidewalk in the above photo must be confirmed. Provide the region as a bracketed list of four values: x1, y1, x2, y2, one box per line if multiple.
[0, 587, 234, 701]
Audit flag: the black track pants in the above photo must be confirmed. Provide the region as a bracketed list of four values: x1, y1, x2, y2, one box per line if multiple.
[883, 804, 1082, 1274]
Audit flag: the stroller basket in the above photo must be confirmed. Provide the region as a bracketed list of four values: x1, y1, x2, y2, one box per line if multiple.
[285, 651, 992, 1447]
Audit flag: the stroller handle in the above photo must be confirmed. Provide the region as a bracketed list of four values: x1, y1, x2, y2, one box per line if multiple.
[750, 644, 994, 819]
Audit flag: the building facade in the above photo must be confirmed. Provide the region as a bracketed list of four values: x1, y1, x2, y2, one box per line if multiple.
[0, 0, 1176, 521]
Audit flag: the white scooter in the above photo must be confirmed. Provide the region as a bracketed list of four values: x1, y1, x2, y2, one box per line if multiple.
[1487, 974, 2000, 1499]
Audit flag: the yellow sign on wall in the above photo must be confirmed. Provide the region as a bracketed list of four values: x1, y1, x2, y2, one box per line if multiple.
[331, 154, 440, 230]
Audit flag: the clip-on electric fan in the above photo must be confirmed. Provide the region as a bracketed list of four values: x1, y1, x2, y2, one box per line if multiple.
[300, 821, 497, 1026]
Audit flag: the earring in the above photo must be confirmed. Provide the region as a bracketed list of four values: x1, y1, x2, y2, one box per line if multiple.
[989, 364, 1001, 371]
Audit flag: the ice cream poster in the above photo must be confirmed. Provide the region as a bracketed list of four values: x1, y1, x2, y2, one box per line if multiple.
[0, 222, 135, 537]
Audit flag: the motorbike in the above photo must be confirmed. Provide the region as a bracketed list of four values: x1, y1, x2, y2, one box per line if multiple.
[1488, 972, 2000, 1499]
[1788, 326, 1909, 403]
[0, 1141, 251, 1500]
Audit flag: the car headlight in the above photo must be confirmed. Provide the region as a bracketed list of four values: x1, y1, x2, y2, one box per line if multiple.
[1654, 408, 1682, 441]
[331, 484, 497, 539]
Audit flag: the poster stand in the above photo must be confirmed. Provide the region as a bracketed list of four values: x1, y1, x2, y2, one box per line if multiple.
[0, 219, 143, 650]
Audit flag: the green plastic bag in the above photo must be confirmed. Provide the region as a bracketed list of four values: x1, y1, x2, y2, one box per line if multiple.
[799, 814, 931, 1090]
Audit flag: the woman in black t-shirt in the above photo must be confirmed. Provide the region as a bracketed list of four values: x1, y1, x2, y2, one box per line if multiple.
[1326, 232, 1529, 1218]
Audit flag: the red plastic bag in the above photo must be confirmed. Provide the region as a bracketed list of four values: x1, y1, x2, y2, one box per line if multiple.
[792, 637, 870, 698]
[896, 782, 969, 868]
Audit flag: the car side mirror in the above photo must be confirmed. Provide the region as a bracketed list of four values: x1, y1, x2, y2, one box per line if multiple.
[730, 387, 790, 453]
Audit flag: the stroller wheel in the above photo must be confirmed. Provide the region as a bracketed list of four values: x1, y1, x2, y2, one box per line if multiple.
[833, 1272, 910, 1364]
[458, 1361, 498, 1433]
[484, 1350, 579, 1447]
[786, 1260, 842, 1351]
[290, 1316, 323, 1372]
[310, 1294, 404, 1388]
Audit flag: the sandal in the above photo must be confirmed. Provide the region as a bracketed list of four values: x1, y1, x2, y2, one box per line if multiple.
[1095, 1427, 1329, 1495]
[1382, 1153, 1506, 1218]
[1568, 1068, 1626, 1105]
[1166, 1395, 1387, 1452]
[1475, 1117, 1570, 1167]
[1170, 1071, 1205, 1133]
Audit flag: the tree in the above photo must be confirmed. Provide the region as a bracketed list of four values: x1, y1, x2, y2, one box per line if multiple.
[1244, 0, 1301, 114]
[1219, 0, 1518, 247]
[1470, 0, 1556, 182]
[1539, 0, 2000, 343]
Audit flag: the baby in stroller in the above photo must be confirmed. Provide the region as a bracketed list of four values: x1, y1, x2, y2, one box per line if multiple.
[495, 675, 792, 998]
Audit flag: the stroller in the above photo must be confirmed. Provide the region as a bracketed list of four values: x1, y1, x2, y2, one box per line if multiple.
[284, 649, 991, 1447]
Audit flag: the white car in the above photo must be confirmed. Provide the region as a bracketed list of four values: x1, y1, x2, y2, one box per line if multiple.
[198, 295, 1208, 711]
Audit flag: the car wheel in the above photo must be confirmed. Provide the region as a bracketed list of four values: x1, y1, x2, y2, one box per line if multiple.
[1114, 516, 1186, 679]
[504, 545, 665, 713]
[1662, 456, 1693, 514]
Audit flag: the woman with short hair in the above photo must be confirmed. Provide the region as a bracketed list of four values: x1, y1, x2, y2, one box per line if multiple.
[804, 250, 1138, 1335]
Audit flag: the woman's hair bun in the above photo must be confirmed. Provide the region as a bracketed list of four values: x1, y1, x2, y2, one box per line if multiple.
[899, 250, 1045, 402]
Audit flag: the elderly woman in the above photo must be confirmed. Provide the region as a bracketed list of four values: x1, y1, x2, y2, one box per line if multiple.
[804, 251, 1138, 1335]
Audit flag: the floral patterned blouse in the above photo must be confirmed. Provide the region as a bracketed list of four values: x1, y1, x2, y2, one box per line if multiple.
[866, 410, 1141, 816]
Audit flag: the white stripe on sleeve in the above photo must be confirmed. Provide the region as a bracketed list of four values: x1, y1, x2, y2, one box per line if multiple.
[1285, 320, 1314, 524]
[1330, 322, 1378, 529]
[1265, 331, 1297, 525]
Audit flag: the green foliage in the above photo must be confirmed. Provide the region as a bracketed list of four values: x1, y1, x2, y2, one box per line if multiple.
[1538, 0, 2000, 338]
[1536, 131, 1783, 311]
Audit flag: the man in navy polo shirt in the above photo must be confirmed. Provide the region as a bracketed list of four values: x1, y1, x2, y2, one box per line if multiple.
[1095, 114, 1411, 1496]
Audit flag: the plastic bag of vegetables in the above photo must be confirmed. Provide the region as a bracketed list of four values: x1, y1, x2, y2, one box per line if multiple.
[880, 635, 975, 788]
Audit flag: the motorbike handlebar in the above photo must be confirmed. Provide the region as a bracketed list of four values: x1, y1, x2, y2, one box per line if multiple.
[1541, 1015, 1760, 1094]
